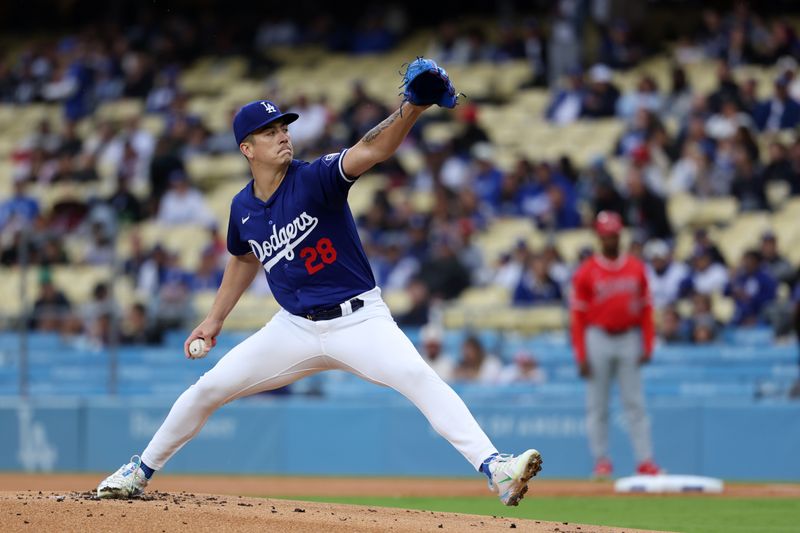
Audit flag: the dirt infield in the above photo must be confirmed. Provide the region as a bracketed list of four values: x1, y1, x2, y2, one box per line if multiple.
[0, 490, 666, 533]
[1, 474, 797, 532]
[0, 473, 797, 499]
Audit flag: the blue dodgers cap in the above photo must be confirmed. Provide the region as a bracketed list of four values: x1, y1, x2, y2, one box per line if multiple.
[233, 100, 299, 145]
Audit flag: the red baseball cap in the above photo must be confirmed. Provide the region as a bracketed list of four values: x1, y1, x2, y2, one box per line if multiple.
[594, 211, 623, 236]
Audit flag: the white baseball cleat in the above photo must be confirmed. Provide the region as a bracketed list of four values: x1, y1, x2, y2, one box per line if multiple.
[97, 455, 149, 499]
[487, 449, 543, 506]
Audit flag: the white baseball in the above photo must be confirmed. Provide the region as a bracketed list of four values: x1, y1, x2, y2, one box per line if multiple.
[189, 338, 207, 358]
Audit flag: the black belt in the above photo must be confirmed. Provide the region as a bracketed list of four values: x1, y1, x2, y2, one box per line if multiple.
[301, 297, 364, 321]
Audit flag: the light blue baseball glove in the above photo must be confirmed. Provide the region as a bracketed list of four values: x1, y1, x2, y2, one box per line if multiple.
[401, 57, 460, 108]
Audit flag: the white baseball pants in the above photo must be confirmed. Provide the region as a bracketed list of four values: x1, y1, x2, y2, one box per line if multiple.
[140, 287, 498, 471]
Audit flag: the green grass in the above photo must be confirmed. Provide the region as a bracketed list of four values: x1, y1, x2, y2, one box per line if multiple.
[294, 495, 800, 533]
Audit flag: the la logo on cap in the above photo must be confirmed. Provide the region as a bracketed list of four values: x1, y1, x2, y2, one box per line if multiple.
[261, 101, 276, 113]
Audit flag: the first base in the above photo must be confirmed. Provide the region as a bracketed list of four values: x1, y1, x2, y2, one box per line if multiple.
[615, 475, 724, 493]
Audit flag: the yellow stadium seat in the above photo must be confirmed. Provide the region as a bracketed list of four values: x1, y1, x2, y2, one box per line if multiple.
[555, 229, 596, 263]
[779, 196, 800, 217]
[513, 89, 550, 116]
[116, 221, 212, 271]
[0, 268, 37, 317]
[689, 196, 738, 227]
[346, 173, 387, 218]
[421, 122, 462, 145]
[457, 286, 511, 307]
[382, 289, 411, 315]
[442, 304, 468, 329]
[219, 291, 278, 330]
[676, 298, 693, 318]
[515, 305, 566, 333]
[766, 180, 790, 210]
[51, 266, 114, 304]
[186, 153, 250, 187]
[711, 294, 735, 324]
[473, 217, 539, 264]
[717, 212, 771, 264]
[140, 114, 166, 137]
[95, 99, 144, 122]
[667, 193, 697, 231]
[785, 241, 800, 266]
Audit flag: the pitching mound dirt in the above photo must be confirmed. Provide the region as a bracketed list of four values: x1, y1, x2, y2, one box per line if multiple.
[1, 474, 795, 498]
[1, 491, 666, 532]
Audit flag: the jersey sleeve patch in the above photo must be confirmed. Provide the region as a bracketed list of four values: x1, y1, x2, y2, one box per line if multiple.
[303, 149, 356, 206]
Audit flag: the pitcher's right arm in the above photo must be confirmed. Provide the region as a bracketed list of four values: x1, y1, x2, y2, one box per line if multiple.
[184, 253, 261, 358]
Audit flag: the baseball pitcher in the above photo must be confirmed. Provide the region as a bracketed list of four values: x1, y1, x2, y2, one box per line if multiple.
[97, 59, 542, 506]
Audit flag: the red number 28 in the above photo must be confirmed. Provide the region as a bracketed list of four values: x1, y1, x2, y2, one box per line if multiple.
[300, 238, 338, 275]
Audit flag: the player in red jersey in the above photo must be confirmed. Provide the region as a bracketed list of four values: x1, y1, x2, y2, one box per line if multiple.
[570, 211, 661, 479]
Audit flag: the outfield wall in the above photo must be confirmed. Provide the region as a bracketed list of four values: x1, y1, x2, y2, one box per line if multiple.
[0, 396, 798, 480]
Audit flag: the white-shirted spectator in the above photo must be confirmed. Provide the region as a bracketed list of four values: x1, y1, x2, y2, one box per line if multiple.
[287, 94, 328, 151]
[419, 324, 456, 382]
[453, 334, 503, 384]
[616, 76, 663, 120]
[497, 350, 547, 385]
[681, 248, 729, 296]
[645, 239, 689, 310]
[156, 170, 215, 228]
[668, 142, 709, 194]
[705, 98, 756, 140]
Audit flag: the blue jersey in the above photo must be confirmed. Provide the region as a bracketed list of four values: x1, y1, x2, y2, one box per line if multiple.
[226, 149, 376, 315]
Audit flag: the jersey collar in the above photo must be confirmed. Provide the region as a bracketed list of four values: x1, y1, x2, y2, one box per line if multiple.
[244, 160, 298, 208]
[595, 253, 628, 271]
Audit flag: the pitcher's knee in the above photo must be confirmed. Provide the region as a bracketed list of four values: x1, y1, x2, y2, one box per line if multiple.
[406, 361, 440, 384]
[384, 361, 439, 390]
[187, 376, 233, 409]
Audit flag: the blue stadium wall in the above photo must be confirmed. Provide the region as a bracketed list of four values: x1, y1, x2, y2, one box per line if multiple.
[1, 396, 799, 480]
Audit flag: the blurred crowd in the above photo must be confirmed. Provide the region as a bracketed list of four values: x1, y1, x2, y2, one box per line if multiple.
[1, 2, 800, 351]
[416, 324, 546, 386]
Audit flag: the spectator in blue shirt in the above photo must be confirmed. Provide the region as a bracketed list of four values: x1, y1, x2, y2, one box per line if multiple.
[519, 162, 578, 223]
[470, 142, 504, 211]
[752, 75, 800, 132]
[535, 184, 581, 230]
[513, 254, 562, 306]
[581, 64, 620, 118]
[726, 250, 778, 326]
[545, 68, 585, 125]
[191, 248, 225, 291]
[350, 13, 396, 54]
[0, 181, 39, 233]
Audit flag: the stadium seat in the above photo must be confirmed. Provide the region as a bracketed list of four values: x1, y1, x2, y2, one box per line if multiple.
[382, 289, 411, 315]
[346, 173, 387, 218]
[51, 266, 114, 304]
[116, 221, 212, 271]
[766, 180, 790, 210]
[95, 99, 144, 122]
[514, 305, 566, 333]
[0, 268, 39, 317]
[185, 153, 250, 187]
[688, 196, 738, 227]
[457, 286, 511, 307]
[554, 229, 596, 263]
[717, 212, 771, 263]
[667, 193, 697, 231]
[711, 294, 736, 323]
